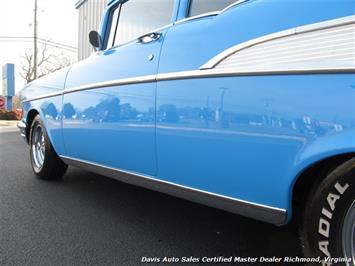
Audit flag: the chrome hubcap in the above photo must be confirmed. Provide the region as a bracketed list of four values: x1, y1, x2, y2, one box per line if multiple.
[31, 125, 45, 170]
[343, 200, 355, 266]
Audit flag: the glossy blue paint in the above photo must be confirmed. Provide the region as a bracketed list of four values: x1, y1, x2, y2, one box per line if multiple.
[62, 83, 157, 175]
[19, 0, 355, 224]
[160, 0, 354, 73]
[21, 96, 66, 155]
[154, 0, 355, 213]
[61, 26, 171, 175]
[20, 67, 69, 154]
[19, 67, 69, 103]
[155, 74, 355, 210]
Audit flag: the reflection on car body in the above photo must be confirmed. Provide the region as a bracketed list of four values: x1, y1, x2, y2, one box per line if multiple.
[19, 0, 355, 263]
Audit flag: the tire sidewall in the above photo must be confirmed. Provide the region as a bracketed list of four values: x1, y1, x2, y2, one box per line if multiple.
[304, 159, 355, 265]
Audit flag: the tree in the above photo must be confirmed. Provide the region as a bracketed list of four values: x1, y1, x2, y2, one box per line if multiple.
[20, 43, 74, 83]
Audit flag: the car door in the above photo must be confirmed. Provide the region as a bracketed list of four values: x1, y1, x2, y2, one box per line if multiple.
[62, 0, 176, 176]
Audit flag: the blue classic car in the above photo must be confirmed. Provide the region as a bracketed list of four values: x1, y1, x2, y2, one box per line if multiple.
[18, 0, 354, 263]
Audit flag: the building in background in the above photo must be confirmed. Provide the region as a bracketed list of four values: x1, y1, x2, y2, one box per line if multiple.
[75, 0, 107, 61]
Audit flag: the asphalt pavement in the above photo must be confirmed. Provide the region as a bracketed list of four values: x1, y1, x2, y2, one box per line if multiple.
[0, 128, 302, 265]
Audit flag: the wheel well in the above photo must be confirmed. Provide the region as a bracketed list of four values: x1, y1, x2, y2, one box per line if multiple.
[292, 153, 354, 221]
[26, 109, 39, 142]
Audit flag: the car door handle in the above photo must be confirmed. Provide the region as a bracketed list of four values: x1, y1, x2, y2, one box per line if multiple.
[138, 32, 161, 44]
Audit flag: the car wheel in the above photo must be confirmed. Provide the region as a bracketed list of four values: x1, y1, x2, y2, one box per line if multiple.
[301, 157, 355, 265]
[29, 115, 68, 180]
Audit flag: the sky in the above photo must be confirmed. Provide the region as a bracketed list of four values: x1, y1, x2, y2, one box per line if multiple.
[0, 0, 79, 93]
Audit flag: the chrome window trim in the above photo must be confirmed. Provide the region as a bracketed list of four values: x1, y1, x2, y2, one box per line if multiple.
[220, 0, 248, 13]
[174, 11, 219, 25]
[103, 0, 176, 51]
[201, 15, 355, 69]
[178, 0, 248, 25]
[60, 155, 287, 225]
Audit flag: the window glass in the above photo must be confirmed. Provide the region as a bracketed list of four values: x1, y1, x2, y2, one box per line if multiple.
[113, 0, 174, 47]
[106, 6, 120, 49]
[189, 0, 238, 17]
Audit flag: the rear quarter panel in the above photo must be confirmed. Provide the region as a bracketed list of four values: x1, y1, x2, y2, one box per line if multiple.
[156, 0, 355, 218]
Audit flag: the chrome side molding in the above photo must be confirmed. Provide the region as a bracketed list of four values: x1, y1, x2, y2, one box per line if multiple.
[22, 65, 355, 103]
[22, 15, 355, 103]
[64, 74, 156, 95]
[60, 155, 287, 225]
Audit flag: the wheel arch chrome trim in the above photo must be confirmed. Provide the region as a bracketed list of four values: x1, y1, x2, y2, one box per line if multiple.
[60, 155, 287, 225]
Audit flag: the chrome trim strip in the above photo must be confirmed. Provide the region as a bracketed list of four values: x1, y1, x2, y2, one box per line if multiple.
[63, 74, 156, 95]
[21, 91, 63, 103]
[151, 23, 174, 33]
[21, 75, 156, 103]
[174, 11, 219, 25]
[156, 66, 355, 82]
[22, 64, 355, 103]
[201, 15, 355, 69]
[221, 0, 249, 13]
[60, 155, 287, 225]
[174, 0, 248, 25]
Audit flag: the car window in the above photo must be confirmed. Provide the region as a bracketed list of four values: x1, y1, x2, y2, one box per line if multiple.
[107, 0, 174, 47]
[188, 0, 239, 17]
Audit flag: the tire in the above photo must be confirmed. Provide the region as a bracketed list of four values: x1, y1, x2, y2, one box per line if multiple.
[301, 157, 355, 265]
[29, 115, 68, 180]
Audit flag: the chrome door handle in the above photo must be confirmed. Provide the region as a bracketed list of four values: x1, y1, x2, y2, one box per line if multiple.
[138, 32, 161, 44]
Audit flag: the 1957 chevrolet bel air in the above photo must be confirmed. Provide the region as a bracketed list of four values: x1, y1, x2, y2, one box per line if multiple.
[18, 0, 354, 263]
